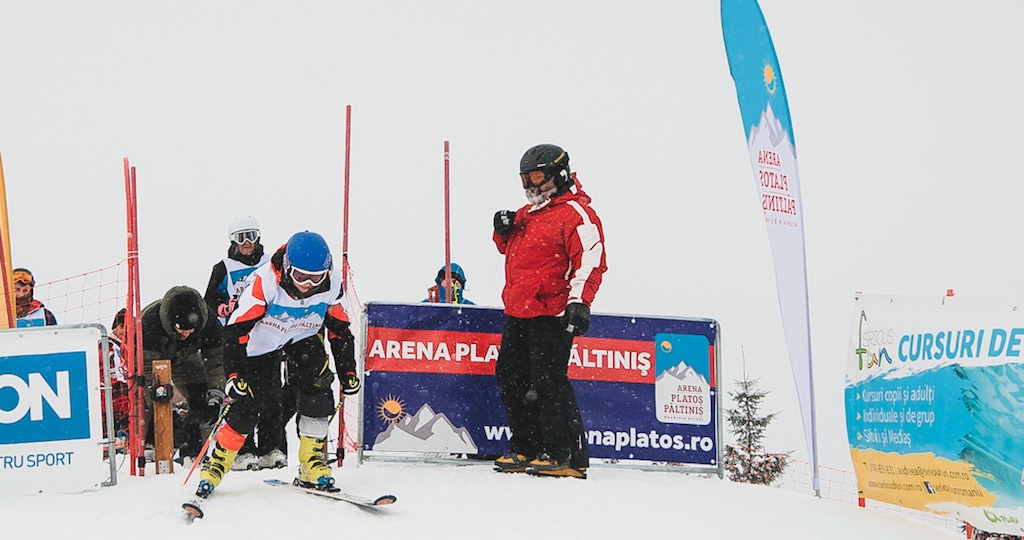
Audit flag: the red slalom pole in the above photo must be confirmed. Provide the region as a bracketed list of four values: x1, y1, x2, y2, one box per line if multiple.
[130, 165, 144, 475]
[342, 105, 351, 291]
[123, 159, 145, 476]
[122, 158, 136, 476]
[336, 105, 352, 466]
[443, 141, 452, 301]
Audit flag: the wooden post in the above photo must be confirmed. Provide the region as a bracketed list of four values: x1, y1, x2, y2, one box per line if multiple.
[152, 360, 174, 474]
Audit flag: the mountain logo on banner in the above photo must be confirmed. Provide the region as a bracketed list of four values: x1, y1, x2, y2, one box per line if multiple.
[372, 403, 479, 454]
[655, 362, 711, 426]
[749, 103, 800, 229]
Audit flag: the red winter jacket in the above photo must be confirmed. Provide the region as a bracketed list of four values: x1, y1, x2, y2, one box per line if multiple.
[493, 179, 607, 319]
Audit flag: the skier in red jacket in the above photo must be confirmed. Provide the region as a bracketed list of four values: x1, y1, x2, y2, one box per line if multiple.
[491, 144, 607, 479]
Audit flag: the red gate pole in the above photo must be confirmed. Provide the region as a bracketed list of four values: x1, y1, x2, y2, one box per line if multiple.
[443, 141, 452, 301]
[336, 105, 352, 466]
[123, 158, 145, 476]
[122, 158, 135, 475]
[129, 165, 144, 475]
[342, 105, 351, 290]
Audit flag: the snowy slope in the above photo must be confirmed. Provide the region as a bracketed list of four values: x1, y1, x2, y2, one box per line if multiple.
[1, 458, 961, 540]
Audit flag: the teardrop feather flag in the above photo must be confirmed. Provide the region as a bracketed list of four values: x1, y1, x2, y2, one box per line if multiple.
[721, 0, 819, 494]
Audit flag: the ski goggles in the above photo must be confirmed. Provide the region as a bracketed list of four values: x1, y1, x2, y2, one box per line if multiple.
[231, 230, 260, 244]
[520, 170, 551, 189]
[13, 270, 34, 286]
[290, 267, 328, 287]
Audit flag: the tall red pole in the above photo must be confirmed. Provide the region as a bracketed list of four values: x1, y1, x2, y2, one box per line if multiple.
[342, 105, 351, 290]
[123, 158, 145, 476]
[443, 141, 452, 301]
[122, 159, 134, 475]
[336, 105, 352, 466]
[130, 165, 143, 475]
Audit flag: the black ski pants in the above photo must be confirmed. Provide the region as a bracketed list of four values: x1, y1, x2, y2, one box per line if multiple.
[495, 315, 588, 469]
[226, 335, 335, 446]
[235, 362, 284, 457]
[224, 353, 283, 453]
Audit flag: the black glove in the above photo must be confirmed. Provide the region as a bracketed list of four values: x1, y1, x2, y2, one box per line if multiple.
[172, 400, 190, 418]
[224, 374, 253, 403]
[564, 303, 591, 336]
[340, 371, 361, 395]
[205, 388, 226, 407]
[494, 210, 516, 235]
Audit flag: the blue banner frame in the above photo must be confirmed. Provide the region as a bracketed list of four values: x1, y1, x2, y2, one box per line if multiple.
[361, 302, 721, 469]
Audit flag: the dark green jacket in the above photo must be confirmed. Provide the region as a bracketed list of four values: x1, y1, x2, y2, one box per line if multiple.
[140, 286, 226, 391]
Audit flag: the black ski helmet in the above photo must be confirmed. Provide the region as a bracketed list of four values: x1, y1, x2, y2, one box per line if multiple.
[519, 144, 572, 190]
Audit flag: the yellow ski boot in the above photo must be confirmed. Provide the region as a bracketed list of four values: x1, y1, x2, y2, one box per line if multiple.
[196, 442, 239, 497]
[297, 435, 334, 489]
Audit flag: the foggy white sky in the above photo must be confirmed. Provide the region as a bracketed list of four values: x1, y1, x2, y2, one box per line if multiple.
[2, 1, 1023, 472]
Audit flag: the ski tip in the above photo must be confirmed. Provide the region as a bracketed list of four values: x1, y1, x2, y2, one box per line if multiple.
[182, 502, 204, 520]
[263, 478, 291, 486]
[374, 494, 397, 506]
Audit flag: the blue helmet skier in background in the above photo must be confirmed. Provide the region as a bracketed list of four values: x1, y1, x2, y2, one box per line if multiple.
[187, 231, 360, 510]
[424, 263, 474, 305]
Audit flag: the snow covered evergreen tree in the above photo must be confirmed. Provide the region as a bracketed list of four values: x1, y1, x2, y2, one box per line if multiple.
[724, 367, 791, 485]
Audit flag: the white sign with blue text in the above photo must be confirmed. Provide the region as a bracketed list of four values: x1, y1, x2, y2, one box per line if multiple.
[0, 325, 104, 495]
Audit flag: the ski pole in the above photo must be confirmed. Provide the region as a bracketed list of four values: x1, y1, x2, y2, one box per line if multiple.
[182, 404, 231, 485]
[328, 368, 369, 464]
[327, 397, 345, 465]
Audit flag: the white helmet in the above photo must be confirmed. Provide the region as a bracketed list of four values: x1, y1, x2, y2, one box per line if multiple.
[228, 216, 260, 243]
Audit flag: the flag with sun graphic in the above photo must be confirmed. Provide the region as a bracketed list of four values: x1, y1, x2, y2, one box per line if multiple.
[722, 0, 818, 490]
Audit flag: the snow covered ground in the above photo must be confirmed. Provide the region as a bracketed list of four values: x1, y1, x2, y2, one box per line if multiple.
[1, 455, 962, 540]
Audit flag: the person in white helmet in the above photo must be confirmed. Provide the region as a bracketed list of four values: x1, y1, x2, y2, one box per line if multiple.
[203, 216, 282, 471]
[204, 216, 269, 324]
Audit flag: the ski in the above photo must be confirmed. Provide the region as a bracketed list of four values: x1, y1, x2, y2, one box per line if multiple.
[263, 478, 397, 509]
[181, 480, 215, 522]
[181, 496, 206, 522]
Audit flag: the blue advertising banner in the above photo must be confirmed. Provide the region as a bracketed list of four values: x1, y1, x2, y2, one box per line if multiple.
[847, 294, 1024, 535]
[0, 351, 91, 444]
[361, 303, 720, 468]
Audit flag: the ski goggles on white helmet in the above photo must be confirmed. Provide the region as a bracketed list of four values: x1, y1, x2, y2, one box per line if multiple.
[231, 229, 260, 244]
[290, 267, 328, 287]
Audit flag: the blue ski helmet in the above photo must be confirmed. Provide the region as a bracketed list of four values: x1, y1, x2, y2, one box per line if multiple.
[284, 231, 333, 272]
[435, 263, 467, 285]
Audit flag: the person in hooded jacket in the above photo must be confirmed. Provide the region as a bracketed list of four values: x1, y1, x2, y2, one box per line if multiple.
[188, 231, 359, 503]
[423, 263, 475, 305]
[13, 268, 58, 327]
[203, 216, 282, 471]
[140, 286, 227, 460]
[491, 144, 607, 480]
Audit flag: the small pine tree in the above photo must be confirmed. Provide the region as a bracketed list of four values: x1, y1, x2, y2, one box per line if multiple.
[724, 364, 791, 485]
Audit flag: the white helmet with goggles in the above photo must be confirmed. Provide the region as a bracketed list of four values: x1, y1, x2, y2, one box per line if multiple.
[228, 216, 261, 244]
